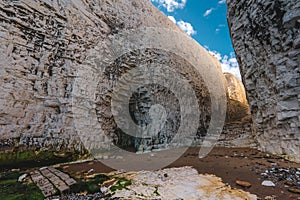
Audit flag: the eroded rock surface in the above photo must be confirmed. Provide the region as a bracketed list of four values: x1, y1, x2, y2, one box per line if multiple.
[225, 72, 250, 122]
[0, 0, 259, 162]
[225, 72, 248, 105]
[227, 0, 300, 161]
[106, 167, 257, 200]
[220, 73, 254, 148]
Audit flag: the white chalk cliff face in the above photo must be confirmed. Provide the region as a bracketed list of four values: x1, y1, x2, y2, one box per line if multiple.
[0, 0, 273, 162]
[0, 0, 180, 152]
[0, 0, 229, 154]
[227, 0, 300, 161]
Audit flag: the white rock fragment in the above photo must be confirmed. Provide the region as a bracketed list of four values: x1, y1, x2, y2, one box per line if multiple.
[18, 174, 27, 182]
[262, 180, 276, 187]
[100, 186, 108, 193]
[87, 169, 94, 174]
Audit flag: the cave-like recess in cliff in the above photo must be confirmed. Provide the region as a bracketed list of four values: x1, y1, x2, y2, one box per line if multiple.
[95, 48, 212, 152]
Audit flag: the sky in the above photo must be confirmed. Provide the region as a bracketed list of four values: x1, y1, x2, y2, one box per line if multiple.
[150, 0, 241, 80]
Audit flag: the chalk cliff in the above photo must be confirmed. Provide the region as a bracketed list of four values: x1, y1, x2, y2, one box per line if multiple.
[227, 0, 300, 161]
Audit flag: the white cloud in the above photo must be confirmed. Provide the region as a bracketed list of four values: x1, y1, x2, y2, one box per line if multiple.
[151, 0, 187, 12]
[203, 8, 213, 17]
[209, 50, 222, 61]
[177, 20, 196, 35]
[203, 2, 226, 18]
[208, 50, 241, 80]
[168, 16, 196, 35]
[215, 24, 226, 33]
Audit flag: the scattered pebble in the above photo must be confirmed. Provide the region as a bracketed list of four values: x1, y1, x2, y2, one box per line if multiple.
[46, 192, 105, 200]
[18, 174, 27, 182]
[288, 188, 300, 194]
[236, 180, 251, 188]
[264, 195, 277, 200]
[87, 169, 94, 174]
[100, 186, 108, 193]
[260, 166, 300, 186]
[271, 163, 277, 166]
[284, 181, 295, 186]
[262, 180, 275, 187]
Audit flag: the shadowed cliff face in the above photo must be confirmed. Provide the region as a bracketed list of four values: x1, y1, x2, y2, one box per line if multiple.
[227, 0, 300, 162]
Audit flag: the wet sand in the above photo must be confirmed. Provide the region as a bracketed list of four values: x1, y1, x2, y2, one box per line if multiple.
[61, 147, 300, 200]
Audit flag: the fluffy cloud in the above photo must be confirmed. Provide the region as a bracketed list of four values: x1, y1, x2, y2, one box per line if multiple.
[203, 8, 213, 17]
[168, 16, 196, 35]
[218, 0, 226, 4]
[208, 50, 241, 80]
[151, 0, 187, 12]
[177, 20, 196, 35]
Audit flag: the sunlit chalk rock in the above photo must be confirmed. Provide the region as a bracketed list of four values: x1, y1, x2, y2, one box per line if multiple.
[106, 167, 257, 200]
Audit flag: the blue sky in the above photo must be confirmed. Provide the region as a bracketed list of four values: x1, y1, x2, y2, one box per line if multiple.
[150, 0, 241, 79]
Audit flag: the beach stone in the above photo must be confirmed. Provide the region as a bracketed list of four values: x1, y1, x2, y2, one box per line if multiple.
[18, 174, 27, 182]
[288, 188, 300, 194]
[262, 180, 276, 187]
[236, 180, 252, 188]
[264, 195, 277, 200]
